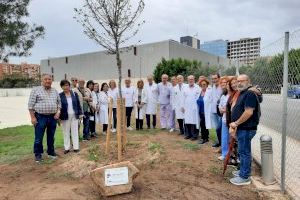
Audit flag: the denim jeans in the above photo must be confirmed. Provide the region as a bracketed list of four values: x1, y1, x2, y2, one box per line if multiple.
[221, 121, 229, 158]
[34, 113, 57, 156]
[83, 111, 90, 138]
[212, 113, 222, 144]
[237, 129, 256, 179]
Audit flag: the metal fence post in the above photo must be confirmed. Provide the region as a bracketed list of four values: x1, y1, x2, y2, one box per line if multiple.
[281, 31, 289, 193]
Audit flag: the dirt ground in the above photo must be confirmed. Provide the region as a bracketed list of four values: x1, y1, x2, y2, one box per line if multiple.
[0, 130, 263, 200]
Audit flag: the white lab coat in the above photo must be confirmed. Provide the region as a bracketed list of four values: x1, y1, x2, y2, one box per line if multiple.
[183, 84, 200, 127]
[99, 91, 109, 124]
[121, 86, 135, 107]
[144, 83, 158, 115]
[134, 88, 147, 119]
[173, 83, 187, 119]
[92, 91, 101, 123]
[202, 87, 213, 129]
[170, 86, 176, 110]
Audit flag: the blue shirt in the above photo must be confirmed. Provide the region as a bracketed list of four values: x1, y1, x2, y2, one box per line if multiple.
[197, 95, 205, 114]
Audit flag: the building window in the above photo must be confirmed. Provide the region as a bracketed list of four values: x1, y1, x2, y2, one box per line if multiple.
[128, 69, 131, 78]
[51, 67, 54, 74]
[64, 73, 67, 79]
[47, 60, 50, 66]
[65, 57, 68, 64]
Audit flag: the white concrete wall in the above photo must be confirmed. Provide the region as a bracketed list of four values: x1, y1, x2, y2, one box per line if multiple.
[41, 40, 170, 81]
[0, 88, 33, 97]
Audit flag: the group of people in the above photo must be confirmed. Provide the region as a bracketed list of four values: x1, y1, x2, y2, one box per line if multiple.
[28, 72, 262, 186]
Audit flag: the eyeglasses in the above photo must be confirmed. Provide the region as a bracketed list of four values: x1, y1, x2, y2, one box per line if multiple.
[71, 79, 77, 82]
[237, 79, 248, 83]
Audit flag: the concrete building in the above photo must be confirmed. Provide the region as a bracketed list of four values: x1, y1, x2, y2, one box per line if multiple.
[227, 37, 261, 65]
[200, 39, 228, 58]
[180, 36, 200, 49]
[40, 40, 235, 82]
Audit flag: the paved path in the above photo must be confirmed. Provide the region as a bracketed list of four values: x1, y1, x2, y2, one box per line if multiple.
[252, 125, 300, 199]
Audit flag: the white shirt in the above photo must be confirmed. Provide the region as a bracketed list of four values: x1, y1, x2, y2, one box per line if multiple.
[183, 84, 200, 125]
[122, 86, 135, 107]
[108, 88, 119, 108]
[157, 82, 172, 105]
[211, 85, 222, 113]
[66, 96, 75, 115]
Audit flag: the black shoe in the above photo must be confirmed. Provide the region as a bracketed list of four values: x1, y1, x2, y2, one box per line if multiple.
[64, 150, 70, 154]
[147, 127, 151, 129]
[198, 139, 209, 144]
[35, 154, 42, 163]
[191, 137, 198, 141]
[74, 149, 80, 153]
[178, 132, 183, 135]
[212, 142, 220, 147]
[184, 136, 192, 140]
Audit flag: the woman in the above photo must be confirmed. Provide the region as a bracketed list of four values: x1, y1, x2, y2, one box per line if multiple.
[92, 83, 100, 133]
[197, 78, 213, 144]
[108, 80, 118, 133]
[218, 76, 230, 160]
[135, 80, 147, 130]
[225, 76, 239, 166]
[86, 80, 96, 138]
[59, 79, 82, 154]
[99, 83, 110, 134]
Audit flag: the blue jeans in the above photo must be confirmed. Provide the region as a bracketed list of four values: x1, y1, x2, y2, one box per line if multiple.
[221, 121, 229, 158]
[212, 113, 222, 144]
[237, 129, 256, 179]
[34, 113, 57, 156]
[83, 111, 90, 138]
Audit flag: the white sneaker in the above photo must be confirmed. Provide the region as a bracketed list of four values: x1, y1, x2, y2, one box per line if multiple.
[127, 126, 133, 131]
[111, 128, 116, 133]
[218, 156, 225, 161]
[169, 128, 174, 133]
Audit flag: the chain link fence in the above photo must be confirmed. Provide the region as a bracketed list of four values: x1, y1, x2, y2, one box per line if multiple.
[227, 30, 300, 199]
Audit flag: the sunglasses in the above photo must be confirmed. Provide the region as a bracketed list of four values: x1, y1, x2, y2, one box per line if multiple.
[71, 79, 77, 82]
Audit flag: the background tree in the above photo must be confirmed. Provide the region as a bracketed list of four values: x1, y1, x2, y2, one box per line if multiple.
[0, 0, 45, 62]
[153, 58, 219, 83]
[74, 0, 145, 97]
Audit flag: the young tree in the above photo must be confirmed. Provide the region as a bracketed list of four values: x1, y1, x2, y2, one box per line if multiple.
[74, 0, 145, 97]
[0, 0, 45, 62]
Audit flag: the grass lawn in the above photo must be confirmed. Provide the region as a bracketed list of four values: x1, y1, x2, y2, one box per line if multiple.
[0, 124, 218, 165]
[0, 125, 64, 164]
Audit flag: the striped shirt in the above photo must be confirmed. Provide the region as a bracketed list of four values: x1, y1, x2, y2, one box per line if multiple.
[28, 86, 61, 114]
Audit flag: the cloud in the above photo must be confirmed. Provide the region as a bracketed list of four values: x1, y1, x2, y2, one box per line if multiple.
[9, 0, 300, 64]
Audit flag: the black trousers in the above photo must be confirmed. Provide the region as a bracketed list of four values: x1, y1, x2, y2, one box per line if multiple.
[146, 114, 156, 128]
[177, 119, 184, 134]
[103, 124, 108, 132]
[200, 113, 209, 140]
[185, 124, 198, 138]
[126, 107, 133, 127]
[136, 119, 143, 130]
[89, 113, 96, 134]
[112, 108, 117, 129]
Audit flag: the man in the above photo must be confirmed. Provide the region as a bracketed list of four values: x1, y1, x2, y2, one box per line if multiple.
[211, 73, 223, 147]
[71, 77, 78, 89]
[173, 75, 186, 135]
[157, 74, 172, 130]
[28, 74, 61, 162]
[183, 75, 200, 140]
[77, 79, 93, 141]
[169, 76, 177, 132]
[122, 78, 135, 131]
[145, 75, 158, 129]
[229, 74, 261, 185]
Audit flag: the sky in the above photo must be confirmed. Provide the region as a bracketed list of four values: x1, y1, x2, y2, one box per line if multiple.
[10, 0, 300, 64]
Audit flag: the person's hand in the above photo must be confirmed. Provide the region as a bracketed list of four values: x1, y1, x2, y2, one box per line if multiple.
[54, 112, 60, 120]
[229, 122, 238, 129]
[31, 116, 38, 126]
[229, 127, 237, 139]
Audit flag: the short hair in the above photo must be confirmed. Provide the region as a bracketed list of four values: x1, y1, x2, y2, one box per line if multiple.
[137, 80, 144, 89]
[211, 73, 220, 78]
[86, 80, 94, 88]
[60, 79, 70, 87]
[147, 75, 153, 79]
[100, 82, 109, 91]
[42, 73, 52, 79]
[199, 78, 210, 85]
[109, 80, 117, 88]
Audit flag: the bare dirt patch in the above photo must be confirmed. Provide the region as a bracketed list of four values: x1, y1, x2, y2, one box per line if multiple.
[0, 130, 262, 200]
